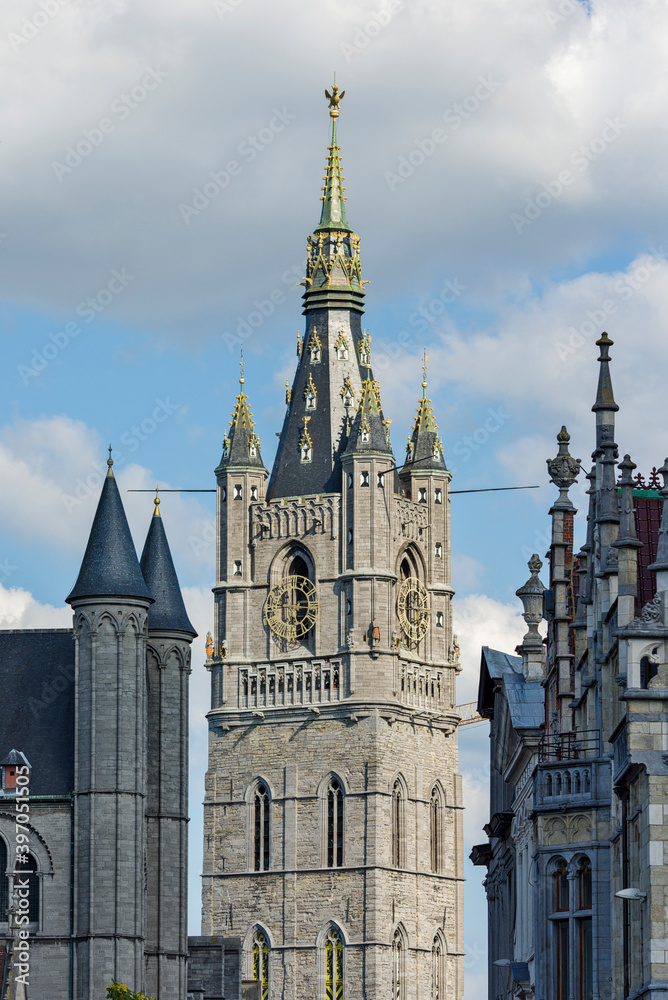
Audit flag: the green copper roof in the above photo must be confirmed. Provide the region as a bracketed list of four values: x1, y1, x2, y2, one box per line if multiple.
[316, 117, 352, 233]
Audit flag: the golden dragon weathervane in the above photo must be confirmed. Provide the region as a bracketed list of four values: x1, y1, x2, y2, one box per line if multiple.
[325, 83, 345, 118]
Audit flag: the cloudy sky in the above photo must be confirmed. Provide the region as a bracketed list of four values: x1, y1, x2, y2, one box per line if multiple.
[2, 0, 668, 993]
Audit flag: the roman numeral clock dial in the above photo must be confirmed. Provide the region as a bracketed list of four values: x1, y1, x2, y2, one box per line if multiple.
[264, 575, 319, 641]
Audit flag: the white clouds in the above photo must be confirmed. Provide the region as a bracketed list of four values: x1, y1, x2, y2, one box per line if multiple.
[453, 591, 524, 704]
[0, 581, 70, 628]
[1, 0, 667, 339]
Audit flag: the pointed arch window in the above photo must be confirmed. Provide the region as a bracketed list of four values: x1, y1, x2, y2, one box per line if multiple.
[327, 778, 344, 868]
[325, 927, 344, 1000]
[430, 787, 443, 873]
[391, 780, 404, 868]
[392, 928, 405, 1000]
[252, 929, 269, 1000]
[0, 838, 7, 924]
[21, 853, 39, 924]
[431, 934, 445, 1000]
[254, 784, 270, 871]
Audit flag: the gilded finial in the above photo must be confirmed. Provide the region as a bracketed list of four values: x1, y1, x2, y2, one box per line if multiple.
[325, 83, 345, 119]
[153, 486, 160, 516]
[286, 380, 291, 405]
[422, 349, 429, 396]
[106, 445, 114, 477]
[239, 347, 245, 385]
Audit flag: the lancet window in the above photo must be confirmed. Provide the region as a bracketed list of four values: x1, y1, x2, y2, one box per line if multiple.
[254, 784, 270, 871]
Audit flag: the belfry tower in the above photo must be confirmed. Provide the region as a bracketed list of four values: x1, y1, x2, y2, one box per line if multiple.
[202, 90, 464, 1000]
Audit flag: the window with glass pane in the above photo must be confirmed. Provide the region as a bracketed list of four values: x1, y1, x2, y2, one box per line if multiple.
[431, 937, 443, 999]
[555, 861, 569, 911]
[327, 779, 344, 868]
[325, 928, 343, 1000]
[430, 788, 441, 873]
[557, 920, 569, 1000]
[391, 781, 403, 868]
[579, 859, 592, 909]
[392, 930, 403, 1000]
[252, 931, 269, 1000]
[580, 917, 593, 1000]
[0, 839, 7, 923]
[254, 785, 270, 871]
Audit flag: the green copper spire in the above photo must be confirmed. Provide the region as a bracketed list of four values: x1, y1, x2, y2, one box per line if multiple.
[302, 85, 364, 315]
[316, 87, 351, 232]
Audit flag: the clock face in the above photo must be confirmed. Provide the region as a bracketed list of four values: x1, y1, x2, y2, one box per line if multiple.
[265, 575, 319, 641]
[397, 577, 430, 643]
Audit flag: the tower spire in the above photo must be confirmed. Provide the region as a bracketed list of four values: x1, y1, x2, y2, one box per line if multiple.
[318, 85, 350, 232]
[404, 359, 447, 472]
[216, 352, 266, 472]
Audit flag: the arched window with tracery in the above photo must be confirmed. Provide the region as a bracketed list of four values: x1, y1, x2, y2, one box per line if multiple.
[391, 779, 404, 868]
[0, 838, 7, 923]
[325, 927, 344, 1000]
[254, 784, 270, 871]
[392, 928, 405, 999]
[252, 929, 269, 1000]
[327, 778, 344, 868]
[431, 933, 446, 1000]
[430, 787, 443, 873]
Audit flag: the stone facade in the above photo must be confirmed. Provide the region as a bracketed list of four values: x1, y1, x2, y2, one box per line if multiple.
[0, 472, 195, 1000]
[201, 97, 464, 1000]
[473, 335, 668, 1000]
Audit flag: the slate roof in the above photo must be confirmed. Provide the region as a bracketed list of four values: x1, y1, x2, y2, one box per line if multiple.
[66, 469, 152, 604]
[0, 630, 75, 795]
[0, 749, 30, 768]
[405, 387, 448, 473]
[140, 511, 197, 636]
[344, 378, 392, 456]
[478, 646, 544, 730]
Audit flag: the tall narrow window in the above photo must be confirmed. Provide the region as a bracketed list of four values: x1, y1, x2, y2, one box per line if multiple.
[254, 784, 270, 871]
[431, 935, 444, 1000]
[392, 929, 404, 999]
[391, 780, 403, 868]
[252, 930, 269, 1000]
[327, 778, 344, 868]
[325, 927, 344, 1000]
[0, 838, 7, 923]
[24, 853, 39, 924]
[551, 858, 570, 1000]
[578, 858, 593, 1000]
[430, 787, 442, 873]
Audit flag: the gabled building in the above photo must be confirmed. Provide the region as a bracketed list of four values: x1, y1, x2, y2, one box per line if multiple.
[0, 462, 196, 1000]
[201, 93, 465, 1000]
[472, 335, 668, 1000]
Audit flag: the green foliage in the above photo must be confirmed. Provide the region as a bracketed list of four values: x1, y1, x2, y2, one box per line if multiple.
[105, 981, 156, 1000]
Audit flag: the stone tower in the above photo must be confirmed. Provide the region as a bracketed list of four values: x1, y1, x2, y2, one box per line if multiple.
[65, 459, 194, 1000]
[202, 92, 464, 1000]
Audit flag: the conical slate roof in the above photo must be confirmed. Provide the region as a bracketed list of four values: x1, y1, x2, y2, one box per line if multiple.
[140, 499, 196, 636]
[66, 462, 152, 604]
[215, 365, 266, 473]
[405, 379, 447, 473]
[344, 378, 393, 455]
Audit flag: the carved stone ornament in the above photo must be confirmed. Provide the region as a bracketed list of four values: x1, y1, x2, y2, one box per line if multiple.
[546, 426, 581, 504]
[640, 594, 662, 623]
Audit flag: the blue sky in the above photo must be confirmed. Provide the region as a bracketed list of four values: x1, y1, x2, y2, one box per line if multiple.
[2, 0, 668, 995]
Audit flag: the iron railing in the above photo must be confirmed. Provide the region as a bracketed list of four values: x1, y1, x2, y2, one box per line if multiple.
[539, 729, 600, 762]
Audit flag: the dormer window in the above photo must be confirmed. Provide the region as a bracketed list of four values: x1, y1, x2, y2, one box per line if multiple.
[308, 326, 322, 363]
[338, 344, 349, 360]
[336, 329, 350, 361]
[310, 347, 321, 363]
[305, 392, 316, 410]
[433, 442, 441, 460]
[304, 374, 318, 411]
[361, 428, 370, 443]
[249, 442, 257, 457]
[301, 444, 312, 463]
